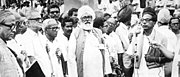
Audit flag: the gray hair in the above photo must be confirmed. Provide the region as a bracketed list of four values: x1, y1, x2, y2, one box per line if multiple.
[0, 10, 13, 23]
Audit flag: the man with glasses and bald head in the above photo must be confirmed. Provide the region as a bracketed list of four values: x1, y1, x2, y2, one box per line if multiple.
[0, 10, 23, 77]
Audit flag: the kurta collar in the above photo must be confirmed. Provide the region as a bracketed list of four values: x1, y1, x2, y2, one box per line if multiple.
[158, 25, 169, 29]
[0, 38, 6, 45]
[120, 22, 129, 30]
[146, 28, 156, 42]
[26, 28, 40, 37]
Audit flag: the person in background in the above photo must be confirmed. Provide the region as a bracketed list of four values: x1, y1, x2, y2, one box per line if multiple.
[21, 1, 31, 17]
[61, 16, 74, 40]
[171, 39, 180, 77]
[68, 8, 78, 18]
[0, 10, 23, 77]
[156, 8, 177, 77]
[93, 17, 104, 29]
[115, 5, 133, 53]
[67, 8, 79, 28]
[171, 17, 180, 77]
[59, 16, 74, 76]
[169, 17, 180, 40]
[47, 4, 61, 21]
[100, 17, 126, 77]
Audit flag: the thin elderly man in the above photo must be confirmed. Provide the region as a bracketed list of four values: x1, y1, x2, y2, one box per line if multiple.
[42, 18, 64, 77]
[0, 10, 23, 77]
[68, 5, 111, 77]
[21, 9, 52, 77]
[169, 17, 180, 40]
[126, 7, 174, 77]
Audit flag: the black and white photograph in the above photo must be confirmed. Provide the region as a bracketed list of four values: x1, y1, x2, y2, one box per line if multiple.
[0, 0, 180, 77]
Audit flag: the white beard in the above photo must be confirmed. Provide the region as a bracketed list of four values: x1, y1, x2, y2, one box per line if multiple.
[79, 22, 93, 30]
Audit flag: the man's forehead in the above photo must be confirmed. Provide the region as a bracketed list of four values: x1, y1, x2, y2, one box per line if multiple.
[142, 14, 152, 19]
[65, 22, 73, 24]
[50, 8, 59, 11]
[48, 24, 58, 27]
[4, 15, 16, 23]
[106, 18, 116, 24]
[81, 12, 92, 17]
[171, 19, 179, 23]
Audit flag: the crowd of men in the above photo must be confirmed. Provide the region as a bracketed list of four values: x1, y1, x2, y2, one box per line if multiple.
[0, 0, 180, 77]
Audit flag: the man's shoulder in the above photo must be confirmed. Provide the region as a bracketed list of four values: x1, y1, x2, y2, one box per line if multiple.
[0, 43, 8, 55]
[154, 29, 168, 41]
[93, 28, 102, 34]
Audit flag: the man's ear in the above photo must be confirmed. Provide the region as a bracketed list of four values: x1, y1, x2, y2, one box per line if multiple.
[25, 21, 30, 27]
[0, 26, 3, 33]
[99, 26, 103, 29]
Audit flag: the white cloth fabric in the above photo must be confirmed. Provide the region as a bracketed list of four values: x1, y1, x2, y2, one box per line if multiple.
[134, 29, 164, 77]
[6, 39, 24, 77]
[21, 28, 53, 77]
[83, 31, 103, 77]
[109, 32, 124, 60]
[68, 30, 110, 77]
[176, 33, 180, 42]
[43, 35, 64, 77]
[77, 5, 95, 20]
[102, 34, 115, 74]
[67, 30, 78, 77]
[21, 6, 31, 17]
[56, 33, 69, 61]
[157, 8, 171, 24]
[126, 29, 166, 77]
[156, 26, 177, 52]
[115, 22, 130, 51]
[172, 40, 180, 77]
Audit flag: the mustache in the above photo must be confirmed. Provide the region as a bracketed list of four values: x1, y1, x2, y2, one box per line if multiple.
[84, 21, 91, 24]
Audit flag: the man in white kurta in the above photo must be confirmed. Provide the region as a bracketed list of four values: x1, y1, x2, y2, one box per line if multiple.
[172, 39, 180, 77]
[43, 19, 64, 77]
[68, 5, 111, 77]
[20, 10, 55, 77]
[126, 7, 174, 77]
[156, 8, 177, 77]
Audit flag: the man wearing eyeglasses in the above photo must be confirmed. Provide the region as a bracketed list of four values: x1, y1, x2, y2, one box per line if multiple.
[42, 18, 64, 77]
[46, 4, 64, 41]
[21, 9, 49, 77]
[169, 17, 180, 40]
[0, 10, 22, 77]
[126, 7, 174, 77]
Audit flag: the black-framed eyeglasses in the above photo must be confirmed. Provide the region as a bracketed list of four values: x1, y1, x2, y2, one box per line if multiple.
[171, 23, 179, 25]
[50, 11, 60, 14]
[47, 27, 60, 31]
[0, 23, 16, 30]
[140, 18, 153, 22]
[28, 18, 43, 23]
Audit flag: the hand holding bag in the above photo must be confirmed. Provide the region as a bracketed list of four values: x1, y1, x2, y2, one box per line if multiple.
[144, 32, 171, 69]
